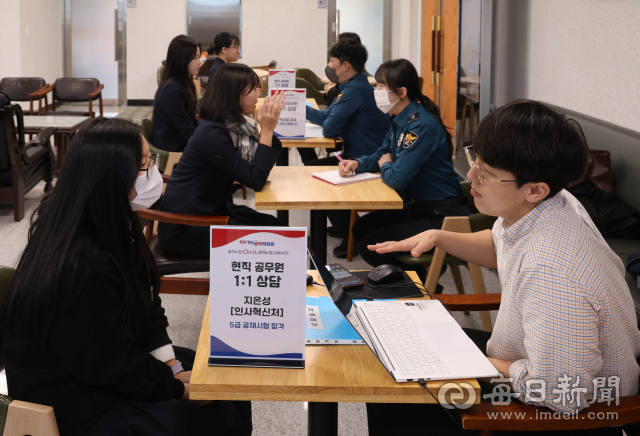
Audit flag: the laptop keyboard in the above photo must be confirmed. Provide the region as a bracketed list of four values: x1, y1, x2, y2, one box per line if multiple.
[367, 306, 450, 375]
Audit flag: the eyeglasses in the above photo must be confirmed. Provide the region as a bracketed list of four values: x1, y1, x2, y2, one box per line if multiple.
[228, 46, 240, 51]
[464, 146, 527, 186]
[139, 153, 159, 179]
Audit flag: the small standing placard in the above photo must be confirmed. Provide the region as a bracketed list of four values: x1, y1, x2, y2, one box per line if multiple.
[209, 226, 307, 368]
[270, 88, 306, 139]
[268, 69, 296, 92]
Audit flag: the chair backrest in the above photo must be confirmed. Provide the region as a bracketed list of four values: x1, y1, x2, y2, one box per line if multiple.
[0, 78, 46, 102]
[0, 92, 12, 173]
[199, 58, 215, 77]
[157, 66, 165, 87]
[295, 78, 324, 107]
[296, 68, 324, 91]
[53, 78, 99, 102]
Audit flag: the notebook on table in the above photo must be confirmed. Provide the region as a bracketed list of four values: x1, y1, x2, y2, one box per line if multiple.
[308, 247, 499, 383]
[311, 170, 381, 186]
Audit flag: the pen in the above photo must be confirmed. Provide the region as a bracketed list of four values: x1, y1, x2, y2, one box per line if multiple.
[336, 154, 355, 175]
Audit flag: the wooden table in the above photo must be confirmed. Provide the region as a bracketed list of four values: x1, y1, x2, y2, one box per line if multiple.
[23, 115, 92, 174]
[191, 270, 480, 436]
[257, 98, 338, 166]
[254, 166, 403, 264]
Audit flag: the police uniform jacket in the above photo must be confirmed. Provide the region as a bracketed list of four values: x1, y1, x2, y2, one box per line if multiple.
[306, 73, 390, 159]
[355, 100, 463, 202]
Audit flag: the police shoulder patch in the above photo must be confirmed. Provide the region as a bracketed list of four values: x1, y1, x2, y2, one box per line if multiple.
[336, 93, 344, 103]
[403, 131, 419, 149]
[407, 112, 420, 123]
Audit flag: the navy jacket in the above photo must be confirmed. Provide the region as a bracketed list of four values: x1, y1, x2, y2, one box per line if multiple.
[207, 57, 226, 84]
[152, 80, 197, 152]
[160, 119, 279, 217]
[306, 73, 390, 159]
[355, 100, 463, 202]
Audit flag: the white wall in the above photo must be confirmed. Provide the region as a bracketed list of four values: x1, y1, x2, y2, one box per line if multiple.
[0, 0, 62, 86]
[0, 0, 22, 80]
[126, 0, 187, 100]
[240, 0, 328, 77]
[493, 0, 640, 133]
[391, 0, 422, 75]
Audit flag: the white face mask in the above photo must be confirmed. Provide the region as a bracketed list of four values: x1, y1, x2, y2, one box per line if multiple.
[374, 89, 398, 114]
[130, 163, 163, 211]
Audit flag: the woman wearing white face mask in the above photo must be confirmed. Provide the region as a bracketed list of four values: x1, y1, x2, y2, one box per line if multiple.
[1, 117, 252, 436]
[338, 59, 469, 282]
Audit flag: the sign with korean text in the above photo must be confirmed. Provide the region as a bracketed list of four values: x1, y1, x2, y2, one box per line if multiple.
[209, 226, 307, 368]
[270, 88, 306, 139]
[268, 69, 296, 92]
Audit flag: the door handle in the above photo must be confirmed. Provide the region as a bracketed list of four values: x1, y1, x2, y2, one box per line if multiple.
[431, 16, 436, 85]
[114, 9, 118, 61]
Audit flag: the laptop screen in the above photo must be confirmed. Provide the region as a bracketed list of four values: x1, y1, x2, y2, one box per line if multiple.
[307, 247, 353, 316]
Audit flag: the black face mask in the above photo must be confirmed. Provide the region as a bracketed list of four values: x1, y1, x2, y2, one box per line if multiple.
[325, 65, 340, 84]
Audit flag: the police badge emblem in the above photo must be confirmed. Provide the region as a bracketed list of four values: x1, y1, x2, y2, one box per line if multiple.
[336, 93, 344, 103]
[403, 131, 419, 149]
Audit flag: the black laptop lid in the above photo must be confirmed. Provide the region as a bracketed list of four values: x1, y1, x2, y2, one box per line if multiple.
[307, 248, 353, 316]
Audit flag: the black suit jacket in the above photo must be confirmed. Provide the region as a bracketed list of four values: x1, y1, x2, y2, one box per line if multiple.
[152, 80, 198, 152]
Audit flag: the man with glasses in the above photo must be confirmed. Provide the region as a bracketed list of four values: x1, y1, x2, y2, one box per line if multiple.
[367, 100, 640, 435]
[207, 32, 240, 85]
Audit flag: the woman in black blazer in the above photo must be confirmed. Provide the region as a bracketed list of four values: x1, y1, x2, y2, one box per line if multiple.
[0, 117, 251, 436]
[158, 63, 287, 258]
[152, 35, 200, 152]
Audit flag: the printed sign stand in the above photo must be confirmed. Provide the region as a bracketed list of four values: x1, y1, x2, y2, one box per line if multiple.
[209, 226, 307, 368]
[268, 69, 296, 92]
[270, 88, 306, 139]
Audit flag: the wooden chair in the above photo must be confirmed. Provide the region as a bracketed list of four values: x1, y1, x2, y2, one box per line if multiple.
[31, 78, 104, 118]
[436, 293, 640, 435]
[0, 266, 60, 436]
[136, 172, 229, 293]
[396, 182, 497, 331]
[0, 78, 51, 115]
[0, 92, 56, 221]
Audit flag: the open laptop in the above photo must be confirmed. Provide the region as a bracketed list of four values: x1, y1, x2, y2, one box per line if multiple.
[309, 248, 499, 382]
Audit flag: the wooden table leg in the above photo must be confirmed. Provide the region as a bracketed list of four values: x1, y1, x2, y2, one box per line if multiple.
[309, 210, 327, 269]
[308, 402, 338, 436]
[277, 210, 289, 225]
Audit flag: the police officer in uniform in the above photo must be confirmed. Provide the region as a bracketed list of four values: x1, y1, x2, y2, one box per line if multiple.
[303, 41, 391, 256]
[339, 59, 469, 276]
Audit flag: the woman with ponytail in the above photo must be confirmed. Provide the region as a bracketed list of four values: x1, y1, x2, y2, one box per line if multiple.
[339, 58, 469, 279]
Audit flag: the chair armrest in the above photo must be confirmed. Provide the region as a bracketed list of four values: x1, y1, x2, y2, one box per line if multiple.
[161, 173, 171, 183]
[87, 84, 104, 99]
[25, 126, 57, 148]
[136, 209, 229, 226]
[160, 277, 209, 295]
[27, 84, 53, 99]
[436, 293, 501, 311]
[460, 395, 640, 431]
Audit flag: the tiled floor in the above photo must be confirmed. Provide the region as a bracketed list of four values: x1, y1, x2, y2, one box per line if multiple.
[0, 108, 502, 435]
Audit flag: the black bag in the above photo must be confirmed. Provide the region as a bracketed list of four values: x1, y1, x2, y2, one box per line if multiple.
[628, 252, 640, 277]
[567, 181, 640, 240]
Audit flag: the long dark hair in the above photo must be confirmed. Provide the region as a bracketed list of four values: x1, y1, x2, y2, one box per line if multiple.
[375, 59, 453, 159]
[208, 32, 239, 56]
[158, 35, 198, 113]
[199, 63, 260, 124]
[1, 117, 159, 345]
